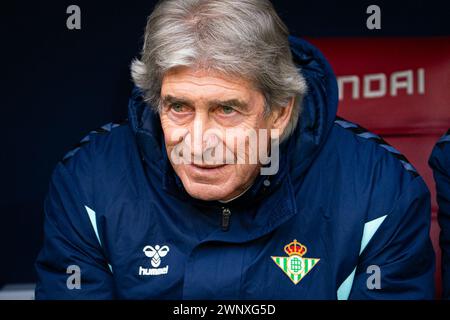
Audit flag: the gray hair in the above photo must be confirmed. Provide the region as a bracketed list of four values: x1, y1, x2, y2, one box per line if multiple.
[131, 0, 307, 140]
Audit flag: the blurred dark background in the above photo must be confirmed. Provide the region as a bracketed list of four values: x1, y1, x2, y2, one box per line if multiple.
[1, 0, 449, 285]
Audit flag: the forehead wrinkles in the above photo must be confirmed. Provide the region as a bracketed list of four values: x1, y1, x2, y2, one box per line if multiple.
[164, 79, 242, 92]
[163, 74, 248, 91]
[162, 82, 255, 109]
[162, 67, 256, 90]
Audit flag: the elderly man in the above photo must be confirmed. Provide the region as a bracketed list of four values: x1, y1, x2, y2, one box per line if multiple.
[429, 129, 450, 299]
[35, 0, 435, 299]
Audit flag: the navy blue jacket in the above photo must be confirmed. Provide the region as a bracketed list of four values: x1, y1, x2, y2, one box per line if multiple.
[429, 129, 450, 299]
[35, 37, 435, 300]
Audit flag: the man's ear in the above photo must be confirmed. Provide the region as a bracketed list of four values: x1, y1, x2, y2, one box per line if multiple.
[269, 97, 295, 136]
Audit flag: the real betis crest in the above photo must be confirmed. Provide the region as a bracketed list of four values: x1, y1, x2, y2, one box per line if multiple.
[271, 239, 320, 285]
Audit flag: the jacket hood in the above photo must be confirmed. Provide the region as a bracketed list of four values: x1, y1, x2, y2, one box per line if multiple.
[286, 36, 338, 176]
[128, 36, 338, 200]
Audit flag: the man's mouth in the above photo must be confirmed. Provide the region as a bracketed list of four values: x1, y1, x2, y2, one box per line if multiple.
[190, 163, 227, 169]
[185, 163, 229, 176]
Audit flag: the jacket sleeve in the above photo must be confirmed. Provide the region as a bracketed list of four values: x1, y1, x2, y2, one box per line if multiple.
[347, 176, 435, 299]
[429, 138, 450, 299]
[35, 146, 115, 299]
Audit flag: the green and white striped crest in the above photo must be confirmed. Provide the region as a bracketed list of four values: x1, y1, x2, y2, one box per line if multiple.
[271, 255, 320, 285]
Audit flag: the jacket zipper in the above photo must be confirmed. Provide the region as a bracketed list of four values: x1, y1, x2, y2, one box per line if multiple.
[221, 207, 232, 231]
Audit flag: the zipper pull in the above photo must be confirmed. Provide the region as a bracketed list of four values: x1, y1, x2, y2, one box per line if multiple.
[221, 207, 232, 232]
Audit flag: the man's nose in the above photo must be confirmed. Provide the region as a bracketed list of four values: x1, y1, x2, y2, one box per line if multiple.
[190, 113, 217, 160]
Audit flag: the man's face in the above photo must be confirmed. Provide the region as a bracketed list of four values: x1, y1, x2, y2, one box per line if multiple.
[160, 67, 282, 202]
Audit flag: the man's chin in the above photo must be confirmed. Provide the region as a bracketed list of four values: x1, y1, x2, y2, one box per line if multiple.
[183, 183, 232, 202]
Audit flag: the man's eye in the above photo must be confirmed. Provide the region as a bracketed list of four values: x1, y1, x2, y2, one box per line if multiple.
[220, 105, 235, 115]
[171, 103, 185, 112]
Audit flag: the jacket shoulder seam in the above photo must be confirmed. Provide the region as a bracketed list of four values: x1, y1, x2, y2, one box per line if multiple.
[61, 120, 129, 164]
[334, 116, 419, 178]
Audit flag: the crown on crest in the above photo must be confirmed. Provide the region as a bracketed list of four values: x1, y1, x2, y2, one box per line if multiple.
[284, 239, 307, 256]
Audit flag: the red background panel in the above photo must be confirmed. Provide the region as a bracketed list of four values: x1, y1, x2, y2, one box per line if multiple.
[309, 37, 450, 136]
